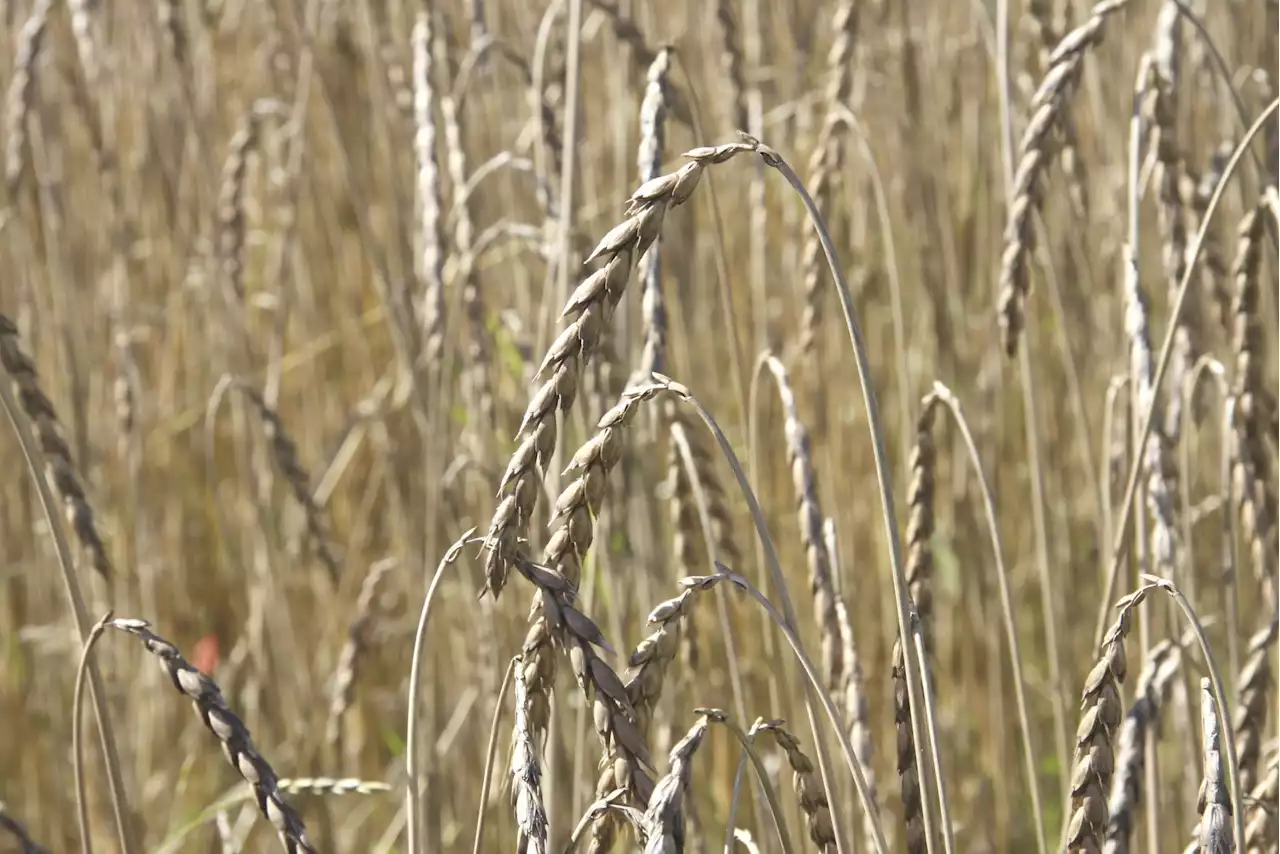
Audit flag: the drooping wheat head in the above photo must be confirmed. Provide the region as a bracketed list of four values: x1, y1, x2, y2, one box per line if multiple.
[0, 314, 112, 579]
[108, 618, 316, 853]
[1066, 585, 1152, 851]
[764, 355, 842, 688]
[1231, 616, 1277, 795]
[998, 0, 1134, 356]
[326, 557, 396, 749]
[482, 139, 763, 599]
[758, 719, 838, 853]
[893, 390, 939, 854]
[636, 47, 672, 379]
[799, 0, 857, 355]
[414, 10, 447, 367]
[1103, 639, 1183, 853]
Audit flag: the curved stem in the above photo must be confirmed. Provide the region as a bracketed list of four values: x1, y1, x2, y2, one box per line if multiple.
[663, 380, 890, 853]
[0, 373, 136, 854]
[73, 612, 115, 854]
[930, 382, 1048, 854]
[754, 143, 945, 852]
[405, 529, 479, 854]
[471, 656, 516, 854]
[1144, 575, 1245, 848]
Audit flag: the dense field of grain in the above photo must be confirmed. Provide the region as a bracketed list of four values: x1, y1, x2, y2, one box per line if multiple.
[0, 0, 1276, 852]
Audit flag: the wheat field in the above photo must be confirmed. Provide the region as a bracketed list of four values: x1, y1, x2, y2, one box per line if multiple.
[0, 0, 1276, 852]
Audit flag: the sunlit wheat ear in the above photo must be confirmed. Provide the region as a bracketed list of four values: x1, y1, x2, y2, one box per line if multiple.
[799, 0, 857, 355]
[998, 0, 1135, 356]
[893, 391, 938, 854]
[763, 355, 841, 688]
[326, 557, 395, 749]
[413, 10, 446, 367]
[1066, 584, 1154, 852]
[1145, 4, 1194, 444]
[1228, 203, 1277, 589]
[512, 552, 654, 852]
[433, 17, 494, 436]
[217, 100, 282, 313]
[1191, 678, 1233, 853]
[834, 590, 881, 852]
[1104, 639, 1182, 853]
[0, 315, 112, 579]
[1122, 238, 1179, 585]
[591, 572, 733, 853]
[3, 0, 50, 196]
[1231, 617, 1277, 795]
[641, 711, 718, 854]
[757, 720, 838, 853]
[1190, 142, 1234, 330]
[107, 618, 316, 853]
[635, 47, 672, 379]
[236, 383, 342, 583]
[522, 380, 676, 733]
[482, 139, 764, 599]
[1243, 750, 1278, 852]
[511, 653, 548, 854]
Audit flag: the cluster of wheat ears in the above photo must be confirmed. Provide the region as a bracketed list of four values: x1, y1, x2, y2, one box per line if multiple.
[0, 0, 1276, 852]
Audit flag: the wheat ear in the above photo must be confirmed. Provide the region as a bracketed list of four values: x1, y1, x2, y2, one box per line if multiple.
[635, 47, 672, 379]
[998, 0, 1134, 356]
[1066, 585, 1154, 851]
[326, 557, 396, 748]
[757, 719, 838, 853]
[1190, 677, 1234, 853]
[640, 710, 718, 854]
[1103, 639, 1183, 853]
[893, 391, 939, 854]
[236, 383, 342, 583]
[3, 0, 51, 195]
[413, 10, 446, 366]
[483, 139, 764, 598]
[512, 653, 549, 854]
[590, 572, 734, 853]
[1231, 616, 1277, 795]
[108, 618, 316, 853]
[1242, 749, 1277, 853]
[763, 354, 842, 690]
[0, 315, 112, 578]
[799, 0, 857, 355]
